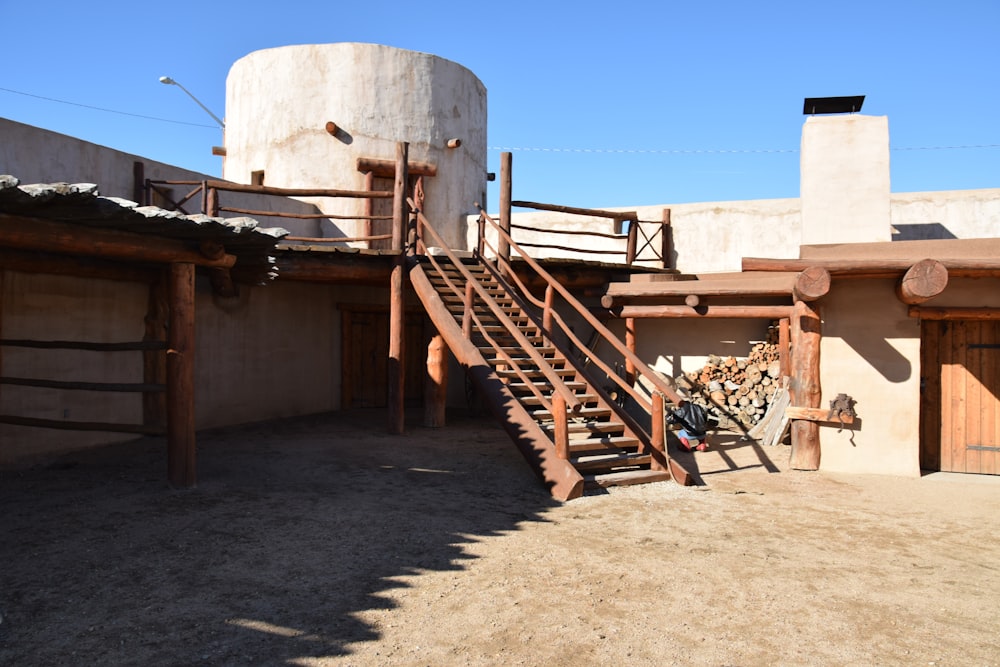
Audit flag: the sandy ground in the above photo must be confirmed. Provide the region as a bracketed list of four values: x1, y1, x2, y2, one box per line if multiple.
[2, 409, 999, 667]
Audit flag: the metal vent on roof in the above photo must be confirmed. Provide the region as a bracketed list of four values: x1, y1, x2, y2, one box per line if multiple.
[803, 95, 865, 115]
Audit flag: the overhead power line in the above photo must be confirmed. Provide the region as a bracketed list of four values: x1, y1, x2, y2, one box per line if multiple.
[0, 86, 218, 129]
[3, 85, 998, 153]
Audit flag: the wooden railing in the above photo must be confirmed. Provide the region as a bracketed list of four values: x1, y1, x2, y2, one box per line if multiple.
[471, 206, 685, 422]
[491, 152, 673, 268]
[0, 338, 167, 435]
[143, 179, 395, 247]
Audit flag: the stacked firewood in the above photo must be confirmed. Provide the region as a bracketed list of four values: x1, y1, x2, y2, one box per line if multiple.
[674, 325, 784, 430]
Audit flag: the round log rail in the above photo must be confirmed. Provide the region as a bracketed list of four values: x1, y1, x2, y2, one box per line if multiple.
[598, 269, 830, 309]
[743, 256, 1000, 277]
[598, 305, 796, 319]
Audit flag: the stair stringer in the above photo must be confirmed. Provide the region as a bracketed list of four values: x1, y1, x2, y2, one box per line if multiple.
[409, 259, 586, 501]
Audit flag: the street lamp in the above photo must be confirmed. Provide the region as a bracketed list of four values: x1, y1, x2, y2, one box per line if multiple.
[159, 76, 225, 129]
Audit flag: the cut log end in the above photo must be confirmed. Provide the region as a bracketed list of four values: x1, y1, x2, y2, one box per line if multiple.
[793, 266, 831, 302]
[898, 258, 948, 305]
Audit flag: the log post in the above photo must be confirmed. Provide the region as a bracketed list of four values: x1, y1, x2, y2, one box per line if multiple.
[650, 392, 666, 471]
[388, 141, 408, 435]
[625, 219, 638, 265]
[143, 272, 169, 432]
[553, 393, 569, 460]
[362, 171, 374, 249]
[897, 258, 948, 304]
[778, 317, 791, 378]
[499, 152, 512, 266]
[424, 331, 448, 428]
[166, 262, 196, 488]
[624, 317, 636, 388]
[477, 214, 486, 257]
[462, 281, 474, 338]
[789, 300, 822, 470]
[661, 208, 673, 269]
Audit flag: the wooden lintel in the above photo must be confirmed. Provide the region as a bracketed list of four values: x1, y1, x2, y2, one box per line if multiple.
[356, 156, 437, 178]
[785, 406, 855, 425]
[908, 306, 1000, 321]
[273, 255, 393, 284]
[0, 213, 236, 269]
[0, 248, 158, 283]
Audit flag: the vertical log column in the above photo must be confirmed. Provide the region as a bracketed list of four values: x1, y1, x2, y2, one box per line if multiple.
[661, 208, 673, 270]
[624, 317, 637, 388]
[167, 262, 196, 488]
[498, 152, 512, 268]
[424, 331, 448, 428]
[388, 142, 409, 435]
[789, 300, 822, 470]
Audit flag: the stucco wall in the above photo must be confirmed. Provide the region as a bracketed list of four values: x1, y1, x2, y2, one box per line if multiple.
[224, 43, 488, 249]
[0, 268, 395, 462]
[817, 280, 922, 476]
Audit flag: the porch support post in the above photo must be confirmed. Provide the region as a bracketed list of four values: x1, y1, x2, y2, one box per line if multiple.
[167, 262, 196, 488]
[789, 300, 822, 470]
[424, 331, 448, 428]
[388, 141, 408, 434]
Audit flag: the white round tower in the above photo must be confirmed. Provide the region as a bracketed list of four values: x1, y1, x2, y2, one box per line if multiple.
[224, 43, 487, 249]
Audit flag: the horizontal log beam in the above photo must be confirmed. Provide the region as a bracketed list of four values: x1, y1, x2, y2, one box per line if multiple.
[511, 200, 637, 221]
[0, 214, 236, 268]
[0, 249, 159, 283]
[744, 256, 1000, 276]
[785, 406, 855, 425]
[599, 272, 817, 308]
[908, 306, 1000, 321]
[355, 157, 437, 178]
[598, 305, 795, 319]
[274, 255, 393, 284]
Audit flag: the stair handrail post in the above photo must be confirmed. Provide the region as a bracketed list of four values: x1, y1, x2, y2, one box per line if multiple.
[552, 393, 570, 460]
[650, 391, 667, 472]
[462, 280, 475, 339]
[625, 216, 638, 265]
[477, 213, 487, 258]
[542, 284, 555, 346]
[499, 151, 512, 267]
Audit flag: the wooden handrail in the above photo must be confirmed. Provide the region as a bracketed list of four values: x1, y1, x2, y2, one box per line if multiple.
[475, 205, 684, 409]
[410, 201, 583, 413]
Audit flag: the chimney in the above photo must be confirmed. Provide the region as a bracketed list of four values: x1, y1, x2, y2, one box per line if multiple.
[800, 97, 891, 246]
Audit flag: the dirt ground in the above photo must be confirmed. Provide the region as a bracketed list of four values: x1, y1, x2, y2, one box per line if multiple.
[2, 410, 999, 667]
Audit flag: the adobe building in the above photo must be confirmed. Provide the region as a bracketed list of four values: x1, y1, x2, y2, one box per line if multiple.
[1, 43, 998, 499]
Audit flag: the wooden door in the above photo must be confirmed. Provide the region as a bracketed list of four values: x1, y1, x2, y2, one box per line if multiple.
[342, 307, 426, 409]
[921, 319, 1000, 474]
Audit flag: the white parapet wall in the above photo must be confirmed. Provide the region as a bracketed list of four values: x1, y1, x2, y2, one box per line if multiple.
[224, 43, 488, 249]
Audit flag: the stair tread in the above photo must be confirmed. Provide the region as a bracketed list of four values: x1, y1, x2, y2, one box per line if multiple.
[584, 469, 674, 489]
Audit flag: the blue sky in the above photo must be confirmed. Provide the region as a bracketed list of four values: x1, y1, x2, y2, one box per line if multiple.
[1, 0, 997, 211]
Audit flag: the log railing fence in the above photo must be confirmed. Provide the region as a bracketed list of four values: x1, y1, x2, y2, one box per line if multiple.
[0, 338, 168, 435]
[144, 179, 396, 247]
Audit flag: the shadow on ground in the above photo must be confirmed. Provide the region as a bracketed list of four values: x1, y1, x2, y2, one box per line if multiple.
[0, 409, 558, 665]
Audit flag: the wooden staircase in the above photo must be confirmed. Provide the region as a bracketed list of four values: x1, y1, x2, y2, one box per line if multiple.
[410, 250, 686, 499]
